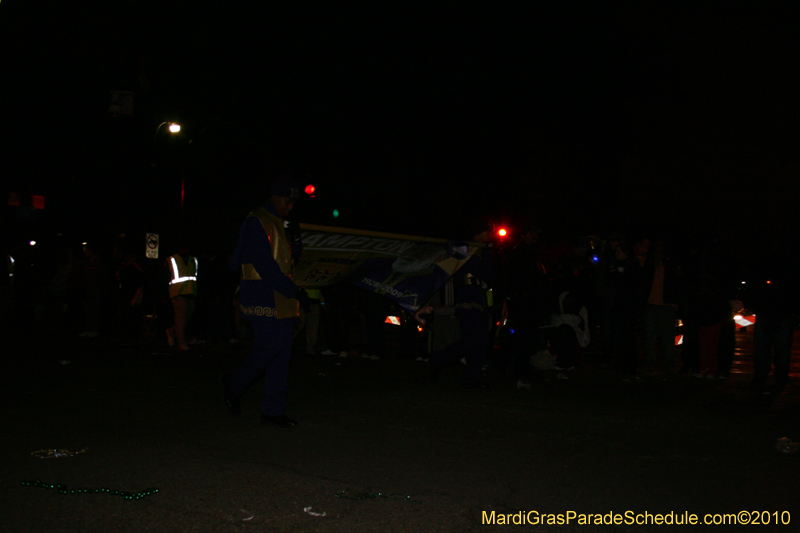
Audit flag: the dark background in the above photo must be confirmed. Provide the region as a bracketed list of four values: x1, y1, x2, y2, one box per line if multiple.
[3, 2, 800, 252]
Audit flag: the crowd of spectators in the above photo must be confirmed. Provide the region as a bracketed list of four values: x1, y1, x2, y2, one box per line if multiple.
[2, 224, 796, 393]
[493, 223, 798, 391]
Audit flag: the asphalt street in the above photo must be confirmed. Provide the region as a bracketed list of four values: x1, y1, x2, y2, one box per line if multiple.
[2, 327, 799, 532]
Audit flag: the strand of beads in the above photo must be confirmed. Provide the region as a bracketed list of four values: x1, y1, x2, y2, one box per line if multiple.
[335, 490, 421, 504]
[31, 448, 87, 459]
[21, 480, 159, 500]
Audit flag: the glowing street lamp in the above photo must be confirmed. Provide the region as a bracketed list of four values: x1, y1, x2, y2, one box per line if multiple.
[151, 121, 185, 225]
[152, 121, 182, 166]
[154, 121, 181, 142]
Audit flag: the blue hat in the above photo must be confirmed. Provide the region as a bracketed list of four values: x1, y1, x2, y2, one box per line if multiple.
[270, 173, 300, 199]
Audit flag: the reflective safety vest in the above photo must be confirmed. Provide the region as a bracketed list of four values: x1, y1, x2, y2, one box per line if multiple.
[305, 288, 322, 301]
[240, 206, 299, 319]
[168, 254, 198, 298]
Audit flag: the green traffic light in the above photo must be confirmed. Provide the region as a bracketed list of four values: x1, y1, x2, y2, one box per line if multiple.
[332, 209, 339, 218]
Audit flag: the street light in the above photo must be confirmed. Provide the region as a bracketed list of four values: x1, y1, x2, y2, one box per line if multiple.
[152, 120, 206, 231]
[154, 121, 181, 144]
[152, 121, 182, 167]
[150, 121, 183, 234]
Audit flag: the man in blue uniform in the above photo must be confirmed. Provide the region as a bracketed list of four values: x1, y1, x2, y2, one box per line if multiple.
[430, 217, 495, 388]
[222, 174, 305, 427]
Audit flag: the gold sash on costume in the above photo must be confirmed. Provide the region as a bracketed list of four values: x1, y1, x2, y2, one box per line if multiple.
[240, 207, 299, 319]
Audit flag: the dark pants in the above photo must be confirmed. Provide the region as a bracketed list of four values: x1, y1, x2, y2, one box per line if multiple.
[609, 310, 637, 375]
[699, 323, 720, 375]
[753, 313, 795, 387]
[502, 308, 542, 381]
[716, 317, 736, 376]
[680, 315, 700, 372]
[551, 324, 579, 369]
[433, 309, 490, 384]
[599, 302, 614, 364]
[643, 304, 678, 371]
[229, 317, 294, 416]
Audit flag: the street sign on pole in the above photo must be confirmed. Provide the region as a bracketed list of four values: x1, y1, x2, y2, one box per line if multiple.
[109, 90, 134, 117]
[146, 233, 159, 259]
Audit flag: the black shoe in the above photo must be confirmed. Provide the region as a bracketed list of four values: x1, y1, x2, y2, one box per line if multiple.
[260, 414, 298, 428]
[221, 374, 241, 415]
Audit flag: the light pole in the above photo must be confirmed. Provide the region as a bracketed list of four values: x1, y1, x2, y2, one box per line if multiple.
[154, 120, 211, 232]
[153, 121, 181, 142]
[152, 121, 183, 228]
[179, 122, 212, 231]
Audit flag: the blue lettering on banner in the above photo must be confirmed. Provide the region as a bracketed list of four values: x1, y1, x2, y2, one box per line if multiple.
[301, 232, 417, 256]
[362, 277, 405, 298]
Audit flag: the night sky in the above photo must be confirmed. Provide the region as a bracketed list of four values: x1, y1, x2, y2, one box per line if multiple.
[3, 3, 800, 250]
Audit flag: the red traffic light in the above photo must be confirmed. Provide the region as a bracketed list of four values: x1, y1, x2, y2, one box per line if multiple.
[304, 184, 316, 196]
[497, 228, 508, 238]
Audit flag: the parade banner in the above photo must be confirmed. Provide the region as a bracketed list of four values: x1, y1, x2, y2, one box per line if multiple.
[296, 224, 481, 312]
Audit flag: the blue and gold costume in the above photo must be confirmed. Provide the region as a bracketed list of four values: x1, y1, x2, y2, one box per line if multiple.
[227, 200, 300, 417]
[233, 204, 299, 320]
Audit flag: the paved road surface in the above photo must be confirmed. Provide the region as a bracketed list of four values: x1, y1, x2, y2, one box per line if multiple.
[2, 327, 799, 532]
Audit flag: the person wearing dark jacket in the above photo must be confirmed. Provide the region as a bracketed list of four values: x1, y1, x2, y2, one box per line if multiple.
[222, 174, 305, 427]
[430, 217, 495, 388]
[640, 239, 683, 374]
[607, 241, 641, 378]
[744, 231, 799, 392]
[502, 225, 551, 387]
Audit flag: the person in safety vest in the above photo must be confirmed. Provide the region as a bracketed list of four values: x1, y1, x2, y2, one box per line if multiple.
[165, 239, 202, 351]
[222, 173, 307, 428]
